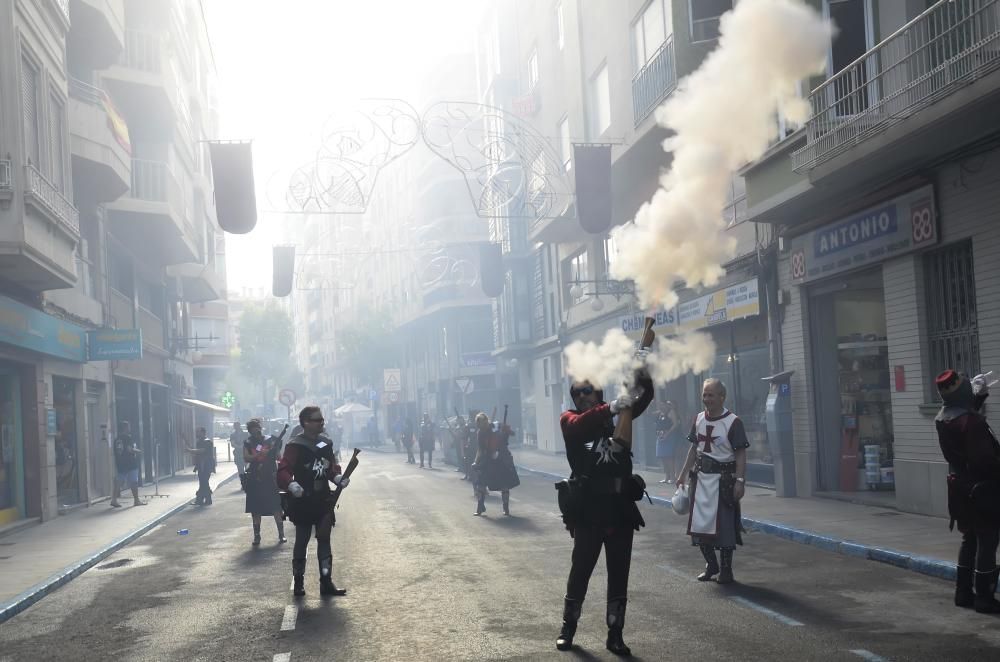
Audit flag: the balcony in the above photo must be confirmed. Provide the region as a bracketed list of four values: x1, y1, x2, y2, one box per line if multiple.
[632, 35, 677, 126]
[0, 160, 11, 205]
[25, 165, 80, 239]
[67, 0, 125, 70]
[167, 261, 224, 303]
[101, 29, 177, 130]
[792, 0, 1000, 174]
[105, 159, 197, 265]
[69, 77, 131, 205]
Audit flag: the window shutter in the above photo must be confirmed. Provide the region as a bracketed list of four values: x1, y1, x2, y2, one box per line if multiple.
[21, 58, 40, 166]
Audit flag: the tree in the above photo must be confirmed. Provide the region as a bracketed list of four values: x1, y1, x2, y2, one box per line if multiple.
[236, 302, 297, 408]
[336, 304, 399, 391]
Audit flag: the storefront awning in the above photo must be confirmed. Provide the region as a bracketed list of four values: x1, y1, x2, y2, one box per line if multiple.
[179, 398, 231, 413]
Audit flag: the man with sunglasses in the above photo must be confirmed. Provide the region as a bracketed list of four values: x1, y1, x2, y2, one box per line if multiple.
[555, 372, 653, 656]
[277, 406, 351, 597]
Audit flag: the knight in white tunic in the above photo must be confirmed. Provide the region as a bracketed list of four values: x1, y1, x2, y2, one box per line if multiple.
[676, 379, 749, 585]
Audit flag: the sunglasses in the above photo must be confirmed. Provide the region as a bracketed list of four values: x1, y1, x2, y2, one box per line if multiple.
[572, 386, 595, 396]
[307, 418, 325, 423]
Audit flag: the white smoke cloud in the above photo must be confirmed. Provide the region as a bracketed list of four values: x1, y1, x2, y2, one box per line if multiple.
[611, 0, 832, 309]
[565, 0, 830, 396]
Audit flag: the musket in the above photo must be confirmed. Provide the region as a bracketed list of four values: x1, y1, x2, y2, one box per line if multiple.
[612, 317, 656, 450]
[329, 447, 361, 512]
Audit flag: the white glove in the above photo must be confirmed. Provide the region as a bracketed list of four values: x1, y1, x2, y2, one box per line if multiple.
[287, 481, 304, 498]
[610, 394, 633, 414]
[973, 371, 997, 396]
[333, 474, 350, 488]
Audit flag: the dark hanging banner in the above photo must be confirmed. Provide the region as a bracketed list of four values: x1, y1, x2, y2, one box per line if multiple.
[272, 246, 296, 297]
[208, 141, 257, 234]
[479, 243, 504, 298]
[573, 143, 613, 234]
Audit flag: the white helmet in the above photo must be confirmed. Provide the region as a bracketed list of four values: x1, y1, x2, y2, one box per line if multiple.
[671, 485, 690, 516]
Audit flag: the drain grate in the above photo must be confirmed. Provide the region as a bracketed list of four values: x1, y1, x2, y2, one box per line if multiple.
[97, 558, 134, 570]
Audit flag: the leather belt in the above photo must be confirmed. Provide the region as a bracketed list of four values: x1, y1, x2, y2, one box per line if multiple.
[698, 456, 736, 474]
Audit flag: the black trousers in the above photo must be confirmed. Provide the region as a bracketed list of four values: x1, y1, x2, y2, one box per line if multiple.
[293, 512, 333, 565]
[565, 525, 634, 602]
[959, 526, 1000, 572]
[196, 471, 212, 503]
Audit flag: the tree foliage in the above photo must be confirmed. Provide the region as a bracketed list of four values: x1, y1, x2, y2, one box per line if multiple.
[336, 304, 399, 385]
[237, 301, 296, 388]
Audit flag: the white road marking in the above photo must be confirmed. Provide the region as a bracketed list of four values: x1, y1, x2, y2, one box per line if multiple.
[850, 650, 889, 662]
[280, 605, 298, 631]
[273, 654, 291, 662]
[730, 596, 804, 627]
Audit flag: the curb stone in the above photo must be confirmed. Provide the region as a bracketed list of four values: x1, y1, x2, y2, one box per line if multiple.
[515, 463, 956, 582]
[0, 471, 238, 625]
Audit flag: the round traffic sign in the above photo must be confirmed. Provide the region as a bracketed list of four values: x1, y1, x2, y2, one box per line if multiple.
[278, 389, 297, 407]
[387, 392, 399, 403]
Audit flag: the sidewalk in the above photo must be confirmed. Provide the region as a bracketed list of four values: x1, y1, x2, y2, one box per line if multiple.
[0, 439, 238, 624]
[511, 446, 958, 581]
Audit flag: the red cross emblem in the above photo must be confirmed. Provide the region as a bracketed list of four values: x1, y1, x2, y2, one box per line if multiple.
[698, 425, 718, 453]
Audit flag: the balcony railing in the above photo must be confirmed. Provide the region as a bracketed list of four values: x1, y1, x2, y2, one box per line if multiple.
[121, 30, 162, 73]
[632, 35, 677, 126]
[69, 76, 103, 105]
[24, 165, 80, 236]
[130, 159, 179, 204]
[793, 0, 1000, 172]
[0, 160, 11, 192]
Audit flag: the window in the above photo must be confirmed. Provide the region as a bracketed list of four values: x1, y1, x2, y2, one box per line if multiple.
[528, 48, 539, 89]
[591, 63, 611, 137]
[564, 251, 589, 304]
[558, 117, 571, 171]
[109, 250, 134, 298]
[48, 93, 66, 191]
[21, 56, 41, 167]
[604, 231, 620, 275]
[632, 0, 671, 72]
[690, 0, 732, 42]
[137, 277, 165, 318]
[556, 2, 565, 50]
[529, 150, 547, 203]
[925, 241, 981, 397]
[722, 175, 747, 226]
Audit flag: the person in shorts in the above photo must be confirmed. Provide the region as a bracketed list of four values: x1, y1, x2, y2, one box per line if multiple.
[110, 421, 145, 508]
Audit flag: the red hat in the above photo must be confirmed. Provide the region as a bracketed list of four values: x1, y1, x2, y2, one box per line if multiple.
[935, 370, 964, 396]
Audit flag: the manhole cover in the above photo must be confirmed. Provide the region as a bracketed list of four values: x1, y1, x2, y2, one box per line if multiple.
[97, 558, 133, 570]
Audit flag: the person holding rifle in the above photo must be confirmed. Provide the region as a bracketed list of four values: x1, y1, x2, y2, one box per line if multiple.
[472, 406, 520, 516]
[185, 427, 216, 506]
[277, 406, 351, 597]
[243, 419, 287, 546]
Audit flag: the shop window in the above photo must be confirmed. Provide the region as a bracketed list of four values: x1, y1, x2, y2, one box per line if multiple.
[925, 240, 980, 396]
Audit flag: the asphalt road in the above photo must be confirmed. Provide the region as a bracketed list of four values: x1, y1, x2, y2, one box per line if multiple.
[2, 450, 1000, 661]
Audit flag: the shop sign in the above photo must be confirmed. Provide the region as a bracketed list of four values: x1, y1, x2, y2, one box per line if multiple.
[788, 185, 937, 284]
[0, 294, 86, 362]
[676, 279, 761, 333]
[618, 308, 677, 337]
[461, 352, 496, 369]
[86, 328, 142, 361]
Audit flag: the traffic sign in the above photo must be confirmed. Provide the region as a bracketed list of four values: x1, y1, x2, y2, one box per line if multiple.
[383, 368, 401, 392]
[387, 392, 399, 403]
[455, 378, 474, 394]
[278, 389, 297, 407]
[369, 389, 377, 401]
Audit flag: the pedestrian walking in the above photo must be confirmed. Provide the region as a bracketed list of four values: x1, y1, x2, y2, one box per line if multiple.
[186, 427, 216, 506]
[243, 419, 287, 546]
[676, 378, 749, 585]
[418, 413, 436, 468]
[277, 406, 351, 597]
[934, 369, 1000, 613]
[472, 410, 520, 516]
[554, 371, 653, 655]
[449, 414, 470, 476]
[110, 421, 145, 508]
[402, 417, 416, 464]
[230, 421, 249, 491]
[655, 401, 681, 483]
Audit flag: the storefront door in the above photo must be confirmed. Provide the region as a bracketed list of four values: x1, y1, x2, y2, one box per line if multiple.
[810, 269, 894, 494]
[0, 369, 24, 524]
[53, 377, 81, 504]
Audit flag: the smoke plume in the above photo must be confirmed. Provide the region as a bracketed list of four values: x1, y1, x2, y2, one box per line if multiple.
[611, 0, 831, 308]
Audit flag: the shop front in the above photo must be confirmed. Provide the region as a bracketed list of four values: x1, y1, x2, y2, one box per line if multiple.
[787, 185, 939, 501]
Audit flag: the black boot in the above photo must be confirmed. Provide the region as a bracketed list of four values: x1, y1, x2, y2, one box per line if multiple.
[956, 565, 975, 608]
[697, 545, 719, 581]
[605, 598, 631, 656]
[717, 548, 735, 585]
[556, 598, 582, 651]
[974, 569, 1000, 613]
[475, 496, 486, 516]
[502, 491, 511, 516]
[319, 557, 346, 596]
[292, 558, 306, 597]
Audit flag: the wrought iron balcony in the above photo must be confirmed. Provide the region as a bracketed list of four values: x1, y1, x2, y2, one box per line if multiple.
[0, 159, 11, 196]
[120, 29, 162, 73]
[632, 35, 677, 126]
[24, 165, 80, 236]
[793, 0, 1000, 172]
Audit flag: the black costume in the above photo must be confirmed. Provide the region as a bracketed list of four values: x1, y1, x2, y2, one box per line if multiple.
[418, 417, 435, 468]
[935, 370, 1000, 613]
[555, 373, 652, 655]
[473, 423, 520, 516]
[244, 434, 282, 515]
[277, 434, 345, 596]
[194, 437, 216, 505]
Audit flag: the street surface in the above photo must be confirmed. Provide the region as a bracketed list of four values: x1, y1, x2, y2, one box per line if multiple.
[1, 451, 998, 661]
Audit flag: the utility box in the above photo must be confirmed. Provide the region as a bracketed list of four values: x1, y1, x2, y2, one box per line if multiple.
[763, 370, 796, 497]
